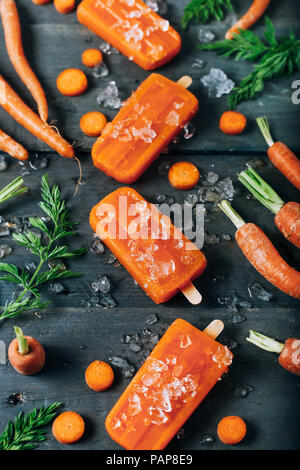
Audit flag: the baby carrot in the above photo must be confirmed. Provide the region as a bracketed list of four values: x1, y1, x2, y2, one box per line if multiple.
[217, 416, 247, 445]
[225, 0, 271, 39]
[247, 330, 300, 376]
[219, 200, 300, 300]
[168, 161, 200, 190]
[0, 0, 49, 123]
[85, 360, 114, 392]
[257, 116, 300, 190]
[238, 167, 300, 249]
[0, 75, 74, 158]
[52, 411, 85, 444]
[8, 326, 45, 375]
[219, 111, 247, 135]
[54, 0, 76, 14]
[0, 128, 28, 161]
[80, 111, 107, 137]
[56, 69, 88, 97]
[82, 49, 103, 68]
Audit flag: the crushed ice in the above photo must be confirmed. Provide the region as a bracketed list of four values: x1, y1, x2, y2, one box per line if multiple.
[201, 68, 235, 98]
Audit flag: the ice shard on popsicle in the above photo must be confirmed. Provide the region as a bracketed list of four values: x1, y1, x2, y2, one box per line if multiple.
[105, 318, 233, 450]
[77, 0, 181, 70]
[89, 187, 207, 304]
[91, 73, 199, 184]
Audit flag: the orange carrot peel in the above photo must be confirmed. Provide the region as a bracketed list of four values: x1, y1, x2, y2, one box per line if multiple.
[226, 0, 271, 40]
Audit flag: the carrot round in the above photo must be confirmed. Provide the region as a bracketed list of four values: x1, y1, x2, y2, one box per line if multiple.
[168, 161, 200, 190]
[8, 326, 45, 375]
[54, 0, 76, 14]
[217, 416, 247, 445]
[225, 0, 271, 40]
[219, 201, 300, 300]
[85, 360, 114, 392]
[52, 411, 85, 444]
[80, 111, 107, 137]
[247, 330, 300, 376]
[0, 75, 74, 158]
[219, 111, 247, 135]
[257, 116, 300, 191]
[0, 128, 28, 161]
[57, 68, 88, 97]
[0, 0, 48, 123]
[238, 167, 300, 249]
[82, 49, 103, 68]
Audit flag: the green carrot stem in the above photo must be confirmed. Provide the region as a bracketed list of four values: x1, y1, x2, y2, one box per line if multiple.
[0, 177, 28, 205]
[14, 326, 29, 355]
[256, 116, 274, 148]
[246, 330, 284, 354]
[238, 167, 284, 215]
[218, 200, 246, 229]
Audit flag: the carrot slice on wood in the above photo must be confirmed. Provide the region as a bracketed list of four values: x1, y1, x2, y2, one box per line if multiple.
[82, 49, 103, 68]
[219, 111, 247, 135]
[52, 411, 85, 444]
[80, 111, 107, 137]
[168, 161, 200, 190]
[85, 360, 114, 392]
[217, 416, 247, 445]
[57, 68, 88, 97]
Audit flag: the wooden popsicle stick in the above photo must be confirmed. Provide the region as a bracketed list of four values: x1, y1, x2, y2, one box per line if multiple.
[204, 320, 224, 340]
[177, 75, 192, 89]
[181, 282, 202, 305]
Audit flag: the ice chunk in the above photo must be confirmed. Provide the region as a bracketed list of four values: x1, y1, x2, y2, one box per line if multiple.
[206, 171, 219, 185]
[146, 406, 168, 425]
[0, 244, 12, 258]
[99, 40, 120, 55]
[198, 28, 215, 43]
[29, 153, 48, 170]
[192, 58, 206, 72]
[200, 434, 215, 444]
[90, 238, 105, 255]
[99, 294, 117, 308]
[91, 274, 111, 294]
[183, 122, 195, 140]
[131, 122, 156, 143]
[92, 62, 109, 79]
[97, 81, 122, 109]
[0, 155, 8, 172]
[145, 313, 158, 325]
[0, 225, 10, 237]
[108, 355, 135, 378]
[248, 282, 273, 301]
[201, 68, 235, 98]
[124, 24, 144, 44]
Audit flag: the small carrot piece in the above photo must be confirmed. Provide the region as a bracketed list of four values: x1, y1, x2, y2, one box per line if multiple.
[257, 116, 300, 191]
[238, 167, 300, 249]
[0, 128, 28, 161]
[56, 68, 88, 97]
[217, 416, 247, 445]
[85, 360, 114, 392]
[225, 0, 271, 40]
[8, 326, 45, 375]
[0, 0, 49, 123]
[80, 111, 107, 137]
[168, 161, 200, 190]
[52, 411, 85, 444]
[219, 200, 300, 300]
[54, 0, 76, 14]
[0, 75, 74, 158]
[247, 330, 300, 376]
[82, 48, 103, 68]
[219, 111, 247, 135]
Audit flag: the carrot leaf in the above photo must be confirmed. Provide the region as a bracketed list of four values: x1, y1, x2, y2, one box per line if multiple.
[182, 0, 234, 29]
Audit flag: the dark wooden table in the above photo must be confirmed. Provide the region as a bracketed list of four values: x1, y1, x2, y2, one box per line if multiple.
[0, 0, 299, 451]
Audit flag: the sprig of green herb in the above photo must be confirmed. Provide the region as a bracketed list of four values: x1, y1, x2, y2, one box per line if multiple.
[182, 0, 234, 29]
[0, 174, 87, 322]
[0, 176, 28, 206]
[0, 402, 62, 450]
[198, 17, 300, 108]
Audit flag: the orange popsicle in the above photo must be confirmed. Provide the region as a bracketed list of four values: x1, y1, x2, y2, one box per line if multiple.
[105, 318, 233, 450]
[91, 73, 199, 184]
[77, 0, 181, 70]
[89, 187, 207, 304]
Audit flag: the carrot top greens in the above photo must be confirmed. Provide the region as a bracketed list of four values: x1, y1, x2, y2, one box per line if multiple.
[182, 0, 234, 29]
[0, 174, 87, 323]
[198, 17, 300, 108]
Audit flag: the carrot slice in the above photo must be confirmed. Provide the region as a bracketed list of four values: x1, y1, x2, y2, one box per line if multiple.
[52, 411, 85, 444]
[217, 416, 247, 445]
[54, 0, 76, 14]
[56, 69, 88, 97]
[85, 360, 114, 392]
[219, 111, 247, 135]
[168, 161, 200, 190]
[82, 49, 103, 68]
[80, 111, 107, 137]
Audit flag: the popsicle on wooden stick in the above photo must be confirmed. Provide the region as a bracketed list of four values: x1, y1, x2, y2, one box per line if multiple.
[92, 73, 199, 184]
[89, 187, 207, 305]
[77, 0, 181, 70]
[105, 318, 233, 450]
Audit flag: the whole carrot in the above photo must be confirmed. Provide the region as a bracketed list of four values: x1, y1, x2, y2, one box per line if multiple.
[238, 167, 300, 249]
[225, 0, 271, 39]
[0, 128, 28, 160]
[257, 116, 300, 191]
[247, 330, 300, 376]
[219, 200, 300, 300]
[0, 0, 48, 123]
[0, 75, 74, 158]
